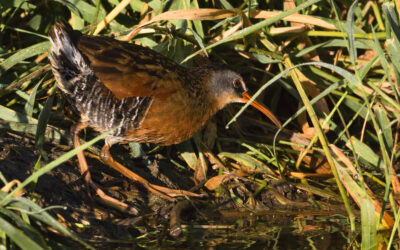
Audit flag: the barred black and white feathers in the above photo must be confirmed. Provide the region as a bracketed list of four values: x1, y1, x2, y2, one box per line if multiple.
[48, 23, 152, 141]
[48, 22, 91, 95]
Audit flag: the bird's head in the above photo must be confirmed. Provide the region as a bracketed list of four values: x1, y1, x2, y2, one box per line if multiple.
[207, 66, 281, 128]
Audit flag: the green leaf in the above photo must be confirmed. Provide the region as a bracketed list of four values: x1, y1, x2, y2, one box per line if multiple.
[27, 14, 42, 31]
[130, 0, 144, 12]
[188, 28, 208, 56]
[71, 12, 85, 30]
[372, 26, 400, 101]
[333, 158, 368, 205]
[218, 152, 275, 175]
[374, 106, 393, 151]
[0, 207, 46, 248]
[295, 39, 370, 57]
[30, 155, 42, 193]
[0, 120, 64, 141]
[0, 105, 38, 124]
[346, 0, 358, 64]
[358, 55, 378, 80]
[35, 86, 55, 150]
[0, 192, 93, 249]
[386, 39, 400, 74]
[191, 0, 204, 38]
[361, 198, 377, 250]
[177, 140, 197, 170]
[128, 142, 145, 158]
[0, 0, 36, 10]
[346, 137, 381, 168]
[0, 216, 44, 250]
[295, 183, 342, 202]
[383, 3, 400, 42]
[253, 53, 280, 64]
[69, 0, 105, 24]
[0, 41, 49, 75]
[218, 0, 234, 9]
[24, 78, 43, 117]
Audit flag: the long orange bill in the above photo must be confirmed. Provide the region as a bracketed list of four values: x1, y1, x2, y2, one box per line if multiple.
[241, 92, 282, 128]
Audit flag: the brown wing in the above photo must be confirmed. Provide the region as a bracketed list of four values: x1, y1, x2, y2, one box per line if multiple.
[76, 35, 183, 99]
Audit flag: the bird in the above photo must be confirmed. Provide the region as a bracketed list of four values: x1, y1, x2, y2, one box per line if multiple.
[48, 22, 281, 212]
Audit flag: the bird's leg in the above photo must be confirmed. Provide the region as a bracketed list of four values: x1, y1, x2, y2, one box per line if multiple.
[71, 123, 138, 214]
[100, 143, 203, 202]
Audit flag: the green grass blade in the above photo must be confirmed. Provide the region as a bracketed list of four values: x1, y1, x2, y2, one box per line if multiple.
[0, 120, 64, 141]
[383, 3, 400, 42]
[2, 26, 48, 39]
[375, 106, 393, 151]
[388, 205, 400, 248]
[0, 207, 47, 248]
[295, 39, 370, 57]
[72, 1, 106, 25]
[361, 198, 377, 250]
[372, 27, 400, 100]
[386, 39, 400, 74]
[35, 85, 56, 151]
[346, 136, 381, 168]
[0, 105, 38, 124]
[347, 0, 358, 64]
[24, 78, 43, 117]
[0, 41, 49, 75]
[29, 155, 42, 193]
[177, 140, 197, 170]
[0, 216, 44, 250]
[188, 28, 208, 56]
[219, 152, 276, 175]
[0, 192, 93, 249]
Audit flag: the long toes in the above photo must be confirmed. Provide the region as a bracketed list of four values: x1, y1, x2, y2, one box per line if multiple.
[89, 182, 138, 214]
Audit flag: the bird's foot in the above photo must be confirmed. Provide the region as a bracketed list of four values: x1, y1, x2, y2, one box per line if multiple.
[101, 144, 204, 202]
[72, 123, 138, 214]
[87, 179, 139, 214]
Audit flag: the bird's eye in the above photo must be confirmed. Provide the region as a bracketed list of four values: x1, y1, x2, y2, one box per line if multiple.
[233, 79, 241, 88]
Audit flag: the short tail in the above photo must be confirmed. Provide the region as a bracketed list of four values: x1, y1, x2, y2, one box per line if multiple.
[48, 22, 90, 94]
